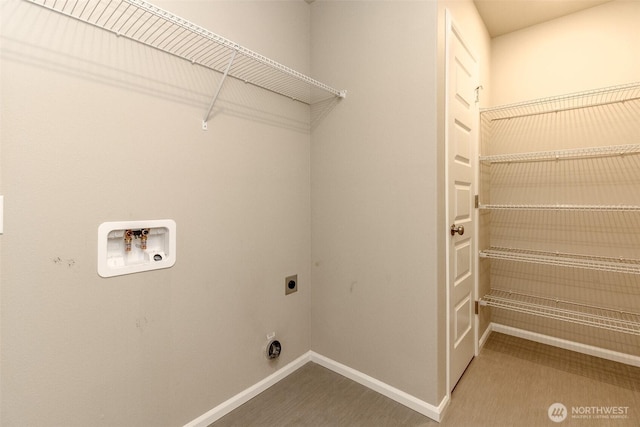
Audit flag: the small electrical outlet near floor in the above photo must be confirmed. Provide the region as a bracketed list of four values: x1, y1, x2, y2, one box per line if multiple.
[285, 274, 297, 295]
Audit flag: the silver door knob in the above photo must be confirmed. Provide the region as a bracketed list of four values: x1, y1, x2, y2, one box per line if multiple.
[450, 224, 464, 236]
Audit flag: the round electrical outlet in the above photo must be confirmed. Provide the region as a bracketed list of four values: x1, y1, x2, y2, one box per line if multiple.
[285, 274, 298, 295]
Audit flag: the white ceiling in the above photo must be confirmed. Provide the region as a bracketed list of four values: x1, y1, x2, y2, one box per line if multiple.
[473, 0, 613, 37]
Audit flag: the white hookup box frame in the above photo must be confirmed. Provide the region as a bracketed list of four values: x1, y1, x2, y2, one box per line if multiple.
[98, 219, 176, 278]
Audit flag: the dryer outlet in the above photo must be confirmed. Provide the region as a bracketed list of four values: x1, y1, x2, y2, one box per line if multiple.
[285, 274, 298, 295]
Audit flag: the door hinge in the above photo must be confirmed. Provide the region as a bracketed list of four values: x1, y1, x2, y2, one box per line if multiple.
[475, 300, 479, 314]
[475, 85, 483, 104]
[474, 195, 479, 209]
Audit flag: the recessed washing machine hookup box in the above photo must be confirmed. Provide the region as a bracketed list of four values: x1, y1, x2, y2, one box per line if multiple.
[97, 219, 176, 278]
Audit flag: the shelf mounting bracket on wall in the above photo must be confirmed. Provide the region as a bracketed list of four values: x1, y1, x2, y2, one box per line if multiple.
[202, 48, 238, 131]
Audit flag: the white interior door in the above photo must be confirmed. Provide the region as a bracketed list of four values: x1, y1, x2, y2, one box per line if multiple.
[445, 12, 478, 393]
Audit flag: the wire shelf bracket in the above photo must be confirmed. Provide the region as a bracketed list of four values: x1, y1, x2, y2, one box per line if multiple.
[25, 0, 347, 129]
[479, 247, 640, 275]
[480, 81, 640, 122]
[480, 289, 640, 336]
[479, 144, 640, 164]
[478, 204, 640, 212]
[202, 48, 237, 130]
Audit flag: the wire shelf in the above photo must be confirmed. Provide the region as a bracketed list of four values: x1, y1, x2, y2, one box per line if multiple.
[26, 0, 346, 107]
[480, 289, 640, 336]
[479, 144, 640, 163]
[479, 204, 640, 212]
[479, 247, 640, 275]
[480, 81, 640, 122]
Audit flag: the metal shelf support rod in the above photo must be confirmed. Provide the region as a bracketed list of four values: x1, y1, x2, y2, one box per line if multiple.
[202, 48, 237, 130]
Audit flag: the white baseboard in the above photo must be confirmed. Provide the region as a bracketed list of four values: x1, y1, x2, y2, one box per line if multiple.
[186, 328, 638, 426]
[491, 323, 640, 368]
[183, 352, 312, 427]
[478, 323, 493, 351]
[184, 351, 448, 426]
[309, 352, 448, 423]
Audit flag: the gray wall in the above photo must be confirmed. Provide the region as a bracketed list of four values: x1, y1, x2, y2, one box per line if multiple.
[1, 1, 312, 425]
[310, 0, 443, 404]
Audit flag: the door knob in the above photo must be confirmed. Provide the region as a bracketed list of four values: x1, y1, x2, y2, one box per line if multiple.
[450, 224, 464, 236]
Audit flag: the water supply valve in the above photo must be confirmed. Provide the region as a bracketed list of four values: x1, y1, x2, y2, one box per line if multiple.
[124, 228, 150, 250]
[98, 220, 176, 278]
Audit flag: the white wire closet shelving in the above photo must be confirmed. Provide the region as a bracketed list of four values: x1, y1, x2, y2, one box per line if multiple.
[479, 247, 640, 275]
[480, 81, 640, 122]
[479, 143, 640, 164]
[478, 204, 640, 212]
[479, 289, 640, 336]
[26, 0, 346, 127]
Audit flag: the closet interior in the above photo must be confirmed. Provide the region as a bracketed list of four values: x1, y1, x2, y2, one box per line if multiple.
[477, 82, 640, 364]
